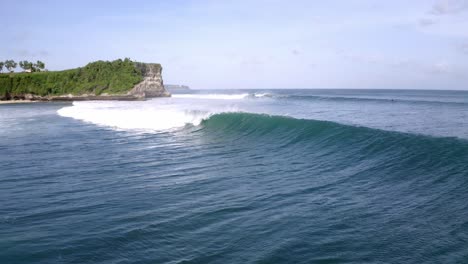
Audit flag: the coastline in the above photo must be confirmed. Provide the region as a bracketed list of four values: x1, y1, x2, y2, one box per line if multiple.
[0, 95, 148, 104]
[0, 100, 37, 105]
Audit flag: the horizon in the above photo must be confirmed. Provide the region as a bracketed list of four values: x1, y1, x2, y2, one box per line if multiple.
[194, 87, 468, 91]
[2, 0, 468, 90]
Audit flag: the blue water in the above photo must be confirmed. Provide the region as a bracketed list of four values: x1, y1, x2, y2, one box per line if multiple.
[1, 89, 468, 263]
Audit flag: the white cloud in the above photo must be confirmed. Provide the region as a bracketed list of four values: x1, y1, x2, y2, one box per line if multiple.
[340, 52, 414, 68]
[428, 62, 451, 74]
[419, 18, 437, 27]
[430, 0, 468, 15]
[291, 49, 301, 56]
[459, 42, 468, 54]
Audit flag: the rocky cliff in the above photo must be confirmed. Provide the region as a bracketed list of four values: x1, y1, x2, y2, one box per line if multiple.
[129, 62, 170, 98]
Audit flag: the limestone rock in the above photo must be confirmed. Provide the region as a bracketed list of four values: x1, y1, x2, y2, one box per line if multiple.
[129, 63, 171, 98]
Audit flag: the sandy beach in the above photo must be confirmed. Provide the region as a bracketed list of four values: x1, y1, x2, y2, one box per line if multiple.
[0, 100, 36, 105]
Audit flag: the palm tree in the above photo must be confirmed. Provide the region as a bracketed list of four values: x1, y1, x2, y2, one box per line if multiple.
[19, 61, 27, 71]
[19, 61, 38, 72]
[4, 60, 17, 73]
[35, 61, 45, 71]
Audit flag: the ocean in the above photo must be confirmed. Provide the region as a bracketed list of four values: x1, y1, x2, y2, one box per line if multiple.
[1, 89, 468, 263]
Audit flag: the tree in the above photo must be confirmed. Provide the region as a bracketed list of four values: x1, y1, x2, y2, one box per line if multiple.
[19, 60, 27, 71]
[4, 60, 17, 73]
[35, 60, 45, 71]
[20, 60, 39, 72]
[16, 60, 46, 72]
[28, 62, 35, 72]
[0, 61, 4, 73]
[19, 60, 34, 72]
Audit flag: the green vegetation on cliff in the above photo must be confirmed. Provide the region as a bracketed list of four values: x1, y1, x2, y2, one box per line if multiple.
[0, 58, 145, 98]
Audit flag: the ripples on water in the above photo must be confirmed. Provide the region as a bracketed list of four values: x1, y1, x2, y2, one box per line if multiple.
[1, 90, 468, 263]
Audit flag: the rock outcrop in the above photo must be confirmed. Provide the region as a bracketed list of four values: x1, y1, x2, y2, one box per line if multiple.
[129, 62, 171, 98]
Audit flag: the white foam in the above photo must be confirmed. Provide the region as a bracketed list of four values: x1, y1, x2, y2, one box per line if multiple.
[252, 93, 272, 98]
[56, 99, 240, 132]
[172, 94, 249, 100]
[58, 101, 209, 131]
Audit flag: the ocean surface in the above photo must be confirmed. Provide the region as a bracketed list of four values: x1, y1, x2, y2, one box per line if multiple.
[1, 89, 468, 263]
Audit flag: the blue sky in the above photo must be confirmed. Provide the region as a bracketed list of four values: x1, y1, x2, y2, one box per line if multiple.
[1, 0, 468, 89]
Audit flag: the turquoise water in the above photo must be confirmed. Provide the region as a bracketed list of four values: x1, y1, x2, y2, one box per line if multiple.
[1, 89, 468, 263]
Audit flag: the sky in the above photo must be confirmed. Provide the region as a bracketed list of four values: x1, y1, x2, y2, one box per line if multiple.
[1, 0, 468, 89]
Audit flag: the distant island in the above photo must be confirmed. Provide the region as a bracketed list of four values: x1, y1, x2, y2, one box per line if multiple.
[164, 84, 190, 92]
[0, 58, 170, 102]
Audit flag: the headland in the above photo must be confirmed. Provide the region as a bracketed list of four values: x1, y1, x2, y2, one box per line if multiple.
[0, 58, 170, 102]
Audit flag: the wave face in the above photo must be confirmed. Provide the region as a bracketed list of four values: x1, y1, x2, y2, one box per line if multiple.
[200, 112, 468, 172]
[3, 89, 468, 263]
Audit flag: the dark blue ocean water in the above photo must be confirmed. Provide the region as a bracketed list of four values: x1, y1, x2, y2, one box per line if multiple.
[1, 89, 468, 263]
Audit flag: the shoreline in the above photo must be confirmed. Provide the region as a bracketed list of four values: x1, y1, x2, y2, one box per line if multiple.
[0, 100, 37, 105]
[0, 94, 153, 104]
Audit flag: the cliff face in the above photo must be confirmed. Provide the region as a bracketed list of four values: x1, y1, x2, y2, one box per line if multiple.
[129, 63, 170, 98]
